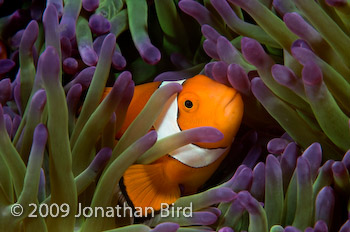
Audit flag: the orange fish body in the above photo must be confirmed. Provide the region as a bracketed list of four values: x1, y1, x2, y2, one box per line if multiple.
[106, 75, 244, 213]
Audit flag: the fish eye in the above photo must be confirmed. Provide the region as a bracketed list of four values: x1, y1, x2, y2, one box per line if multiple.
[184, 100, 193, 109]
[178, 93, 198, 113]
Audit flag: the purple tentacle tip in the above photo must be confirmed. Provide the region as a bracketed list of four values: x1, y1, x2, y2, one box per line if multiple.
[49, 0, 63, 18]
[251, 77, 272, 101]
[342, 150, 350, 171]
[116, 70, 132, 85]
[201, 24, 221, 42]
[74, 67, 95, 89]
[232, 167, 253, 191]
[237, 191, 260, 215]
[216, 187, 236, 202]
[33, 123, 48, 147]
[217, 36, 238, 64]
[179, 0, 212, 26]
[241, 37, 271, 68]
[112, 51, 127, 70]
[143, 130, 158, 146]
[284, 12, 318, 41]
[31, 89, 47, 112]
[140, 43, 161, 65]
[296, 156, 311, 185]
[80, 45, 98, 66]
[302, 61, 323, 86]
[212, 61, 229, 85]
[251, 162, 265, 200]
[271, 64, 298, 86]
[10, 29, 24, 49]
[302, 143, 322, 176]
[83, 0, 99, 12]
[92, 35, 106, 56]
[291, 47, 318, 66]
[313, 220, 328, 232]
[267, 138, 289, 154]
[105, 70, 132, 102]
[204, 62, 215, 79]
[150, 222, 179, 232]
[197, 211, 218, 225]
[0, 59, 15, 75]
[218, 227, 234, 232]
[89, 14, 111, 35]
[205, 207, 222, 217]
[67, 84, 82, 114]
[227, 63, 251, 95]
[21, 20, 39, 50]
[332, 161, 348, 178]
[203, 39, 220, 60]
[191, 127, 224, 143]
[63, 57, 79, 75]
[266, 154, 282, 184]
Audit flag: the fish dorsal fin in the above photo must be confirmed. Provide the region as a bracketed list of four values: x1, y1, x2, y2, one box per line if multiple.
[122, 163, 181, 214]
[153, 80, 227, 168]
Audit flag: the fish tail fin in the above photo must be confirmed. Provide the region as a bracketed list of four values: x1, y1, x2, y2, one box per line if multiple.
[121, 163, 181, 214]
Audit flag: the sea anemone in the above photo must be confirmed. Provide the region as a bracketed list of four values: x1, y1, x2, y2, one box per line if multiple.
[179, 0, 350, 160]
[1, 0, 350, 231]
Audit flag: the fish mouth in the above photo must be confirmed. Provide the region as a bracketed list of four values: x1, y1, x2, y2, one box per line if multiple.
[224, 90, 239, 108]
[224, 91, 240, 116]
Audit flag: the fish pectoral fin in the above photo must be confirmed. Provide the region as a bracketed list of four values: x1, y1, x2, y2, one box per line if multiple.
[122, 164, 181, 213]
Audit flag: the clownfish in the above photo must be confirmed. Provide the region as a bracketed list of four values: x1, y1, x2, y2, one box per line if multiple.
[104, 74, 244, 214]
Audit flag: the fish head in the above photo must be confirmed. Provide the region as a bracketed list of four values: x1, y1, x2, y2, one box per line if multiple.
[177, 74, 244, 149]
